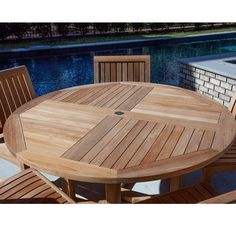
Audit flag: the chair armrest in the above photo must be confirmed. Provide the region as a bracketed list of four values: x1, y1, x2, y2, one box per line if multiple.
[200, 190, 236, 203]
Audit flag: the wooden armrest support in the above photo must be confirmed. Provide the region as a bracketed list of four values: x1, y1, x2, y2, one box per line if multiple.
[200, 190, 236, 204]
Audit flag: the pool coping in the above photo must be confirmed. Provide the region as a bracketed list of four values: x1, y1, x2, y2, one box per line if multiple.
[1, 30, 236, 58]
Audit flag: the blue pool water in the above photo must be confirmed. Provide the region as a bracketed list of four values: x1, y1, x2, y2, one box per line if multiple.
[1, 38, 236, 96]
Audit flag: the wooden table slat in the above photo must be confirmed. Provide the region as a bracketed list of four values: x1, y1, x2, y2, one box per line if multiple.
[198, 130, 216, 151]
[90, 119, 138, 166]
[89, 84, 122, 106]
[61, 115, 122, 161]
[125, 123, 166, 168]
[185, 129, 205, 154]
[112, 121, 156, 170]
[141, 124, 175, 164]
[80, 117, 130, 163]
[102, 120, 147, 168]
[156, 126, 185, 161]
[117, 86, 153, 110]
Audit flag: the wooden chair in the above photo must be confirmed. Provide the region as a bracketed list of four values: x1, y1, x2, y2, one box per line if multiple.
[0, 65, 36, 128]
[0, 168, 75, 203]
[202, 91, 236, 182]
[0, 65, 36, 167]
[136, 183, 236, 204]
[94, 55, 150, 83]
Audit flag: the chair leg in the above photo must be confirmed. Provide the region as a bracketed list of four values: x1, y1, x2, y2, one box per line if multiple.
[61, 178, 76, 199]
[202, 166, 225, 183]
[170, 176, 182, 192]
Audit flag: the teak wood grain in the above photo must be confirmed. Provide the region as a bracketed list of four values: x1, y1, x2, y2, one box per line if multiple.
[94, 56, 150, 83]
[3, 82, 236, 202]
[0, 168, 75, 203]
[0, 66, 36, 128]
[136, 182, 236, 204]
[202, 88, 236, 182]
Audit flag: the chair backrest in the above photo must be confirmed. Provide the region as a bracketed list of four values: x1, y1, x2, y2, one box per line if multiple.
[94, 55, 150, 83]
[0, 65, 36, 128]
[228, 91, 236, 119]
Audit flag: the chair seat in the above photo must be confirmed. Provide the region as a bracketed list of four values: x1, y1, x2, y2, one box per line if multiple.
[0, 143, 20, 166]
[137, 183, 218, 204]
[209, 158, 236, 166]
[0, 168, 75, 203]
[207, 142, 236, 167]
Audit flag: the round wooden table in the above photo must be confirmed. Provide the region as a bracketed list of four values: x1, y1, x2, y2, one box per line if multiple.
[3, 82, 236, 203]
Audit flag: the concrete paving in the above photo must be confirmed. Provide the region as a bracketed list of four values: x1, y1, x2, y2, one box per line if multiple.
[1, 157, 236, 200]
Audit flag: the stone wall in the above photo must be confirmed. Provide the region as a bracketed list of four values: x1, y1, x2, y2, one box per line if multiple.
[179, 63, 236, 107]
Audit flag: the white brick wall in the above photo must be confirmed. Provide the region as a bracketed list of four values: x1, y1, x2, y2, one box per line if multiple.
[210, 78, 220, 86]
[179, 63, 236, 107]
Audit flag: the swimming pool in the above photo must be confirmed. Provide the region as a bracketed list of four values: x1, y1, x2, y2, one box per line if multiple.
[1, 37, 236, 96]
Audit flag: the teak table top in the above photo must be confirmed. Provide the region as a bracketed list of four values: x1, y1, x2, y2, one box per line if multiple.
[3, 82, 236, 184]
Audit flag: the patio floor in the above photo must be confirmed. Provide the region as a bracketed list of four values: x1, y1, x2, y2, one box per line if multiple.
[1, 157, 236, 200]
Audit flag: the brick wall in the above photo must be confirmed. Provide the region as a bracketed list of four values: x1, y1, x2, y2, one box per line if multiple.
[179, 63, 236, 107]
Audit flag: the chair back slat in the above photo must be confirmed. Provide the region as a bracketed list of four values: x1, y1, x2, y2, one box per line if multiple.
[228, 91, 236, 119]
[94, 55, 151, 83]
[0, 66, 36, 128]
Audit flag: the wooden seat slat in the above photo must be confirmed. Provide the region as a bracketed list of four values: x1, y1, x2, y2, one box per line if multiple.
[177, 189, 198, 203]
[193, 184, 215, 199]
[20, 182, 51, 199]
[0, 169, 75, 203]
[0, 171, 36, 193]
[137, 183, 217, 204]
[2, 176, 42, 199]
